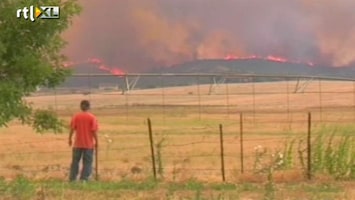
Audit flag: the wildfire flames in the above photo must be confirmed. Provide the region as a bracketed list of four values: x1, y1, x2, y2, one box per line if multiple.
[63, 0, 355, 72]
[224, 55, 314, 66]
[63, 58, 125, 76]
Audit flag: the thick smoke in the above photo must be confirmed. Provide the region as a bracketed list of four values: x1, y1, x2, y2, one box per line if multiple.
[63, 0, 355, 72]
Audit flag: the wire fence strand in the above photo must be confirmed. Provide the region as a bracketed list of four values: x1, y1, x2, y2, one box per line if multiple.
[1, 74, 354, 181]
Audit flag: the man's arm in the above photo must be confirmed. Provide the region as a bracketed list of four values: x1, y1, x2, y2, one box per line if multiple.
[69, 116, 76, 147]
[69, 128, 74, 147]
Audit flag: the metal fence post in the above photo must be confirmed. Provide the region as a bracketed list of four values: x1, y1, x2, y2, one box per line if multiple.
[353, 81, 355, 122]
[318, 79, 322, 122]
[252, 77, 256, 125]
[197, 76, 201, 120]
[161, 76, 166, 124]
[286, 78, 291, 129]
[124, 76, 129, 123]
[219, 124, 226, 182]
[240, 113, 244, 174]
[307, 112, 312, 180]
[54, 87, 58, 134]
[87, 69, 92, 101]
[225, 82, 230, 118]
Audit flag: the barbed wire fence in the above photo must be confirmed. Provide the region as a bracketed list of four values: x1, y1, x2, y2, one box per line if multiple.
[0, 112, 347, 182]
[1, 73, 354, 182]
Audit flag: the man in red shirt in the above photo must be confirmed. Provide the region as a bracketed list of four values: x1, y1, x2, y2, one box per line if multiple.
[69, 100, 98, 182]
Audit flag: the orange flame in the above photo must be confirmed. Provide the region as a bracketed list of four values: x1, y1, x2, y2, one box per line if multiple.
[224, 54, 314, 66]
[62, 57, 126, 76]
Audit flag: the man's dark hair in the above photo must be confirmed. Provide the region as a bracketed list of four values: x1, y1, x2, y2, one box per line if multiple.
[80, 100, 90, 111]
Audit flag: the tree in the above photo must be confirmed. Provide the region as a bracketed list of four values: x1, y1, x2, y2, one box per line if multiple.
[0, 0, 81, 133]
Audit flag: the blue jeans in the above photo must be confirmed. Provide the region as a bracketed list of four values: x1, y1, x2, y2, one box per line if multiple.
[69, 148, 94, 181]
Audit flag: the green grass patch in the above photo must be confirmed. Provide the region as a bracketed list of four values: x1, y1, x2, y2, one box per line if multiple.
[168, 179, 205, 191]
[209, 183, 237, 191]
[46, 178, 158, 191]
[0, 176, 352, 199]
[311, 126, 355, 179]
[302, 183, 342, 193]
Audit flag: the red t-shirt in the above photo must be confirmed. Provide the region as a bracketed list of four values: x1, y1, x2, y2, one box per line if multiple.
[70, 112, 98, 149]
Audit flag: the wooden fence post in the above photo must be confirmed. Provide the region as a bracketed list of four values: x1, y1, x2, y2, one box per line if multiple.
[147, 118, 157, 180]
[240, 113, 244, 174]
[219, 124, 226, 182]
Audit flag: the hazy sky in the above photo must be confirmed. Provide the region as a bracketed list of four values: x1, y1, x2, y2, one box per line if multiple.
[63, 0, 355, 72]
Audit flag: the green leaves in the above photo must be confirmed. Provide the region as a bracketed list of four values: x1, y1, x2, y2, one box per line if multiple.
[32, 109, 66, 133]
[0, 0, 81, 133]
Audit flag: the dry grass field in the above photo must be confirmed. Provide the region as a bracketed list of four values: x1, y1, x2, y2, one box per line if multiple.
[0, 80, 354, 199]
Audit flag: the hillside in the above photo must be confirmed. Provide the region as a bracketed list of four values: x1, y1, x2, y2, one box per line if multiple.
[152, 59, 355, 77]
[58, 59, 355, 90]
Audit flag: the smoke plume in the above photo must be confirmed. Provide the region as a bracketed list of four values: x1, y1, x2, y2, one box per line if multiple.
[63, 0, 355, 72]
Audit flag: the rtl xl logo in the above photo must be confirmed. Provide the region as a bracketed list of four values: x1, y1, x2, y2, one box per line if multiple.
[16, 6, 60, 22]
